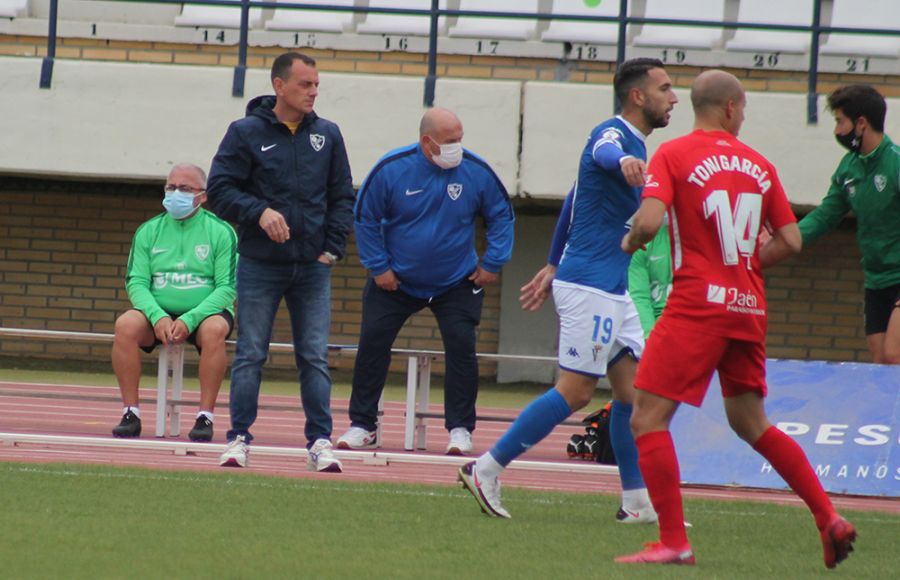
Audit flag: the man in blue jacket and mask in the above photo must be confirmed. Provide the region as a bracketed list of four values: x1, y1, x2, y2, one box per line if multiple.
[207, 52, 354, 473]
[338, 108, 515, 455]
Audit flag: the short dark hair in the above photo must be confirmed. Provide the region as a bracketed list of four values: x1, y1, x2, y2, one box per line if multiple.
[827, 85, 886, 132]
[271, 52, 317, 82]
[613, 58, 665, 105]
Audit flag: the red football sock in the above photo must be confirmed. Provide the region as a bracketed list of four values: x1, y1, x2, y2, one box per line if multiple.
[753, 426, 836, 529]
[636, 430, 689, 549]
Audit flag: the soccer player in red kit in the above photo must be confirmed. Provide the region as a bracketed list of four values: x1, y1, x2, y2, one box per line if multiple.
[616, 70, 857, 568]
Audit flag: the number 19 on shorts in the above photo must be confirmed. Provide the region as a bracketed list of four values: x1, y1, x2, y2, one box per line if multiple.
[592, 315, 613, 344]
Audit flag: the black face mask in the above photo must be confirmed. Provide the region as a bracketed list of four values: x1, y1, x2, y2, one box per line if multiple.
[835, 122, 863, 153]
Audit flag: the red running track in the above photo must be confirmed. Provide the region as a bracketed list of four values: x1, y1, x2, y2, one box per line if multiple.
[0, 380, 895, 514]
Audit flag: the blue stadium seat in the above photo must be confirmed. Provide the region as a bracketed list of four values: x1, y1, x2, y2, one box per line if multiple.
[632, 0, 726, 49]
[541, 0, 622, 45]
[820, 0, 900, 58]
[726, 0, 813, 54]
[356, 0, 448, 37]
[448, 0, 540, 41]
[266, 0, 357, 33]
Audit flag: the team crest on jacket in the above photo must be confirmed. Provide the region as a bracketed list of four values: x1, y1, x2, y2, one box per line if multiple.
[447, 183, 463, 200]
[195, 244, 210, 261]
[310, 133, 325, 152]
[874, 174, 886, 192]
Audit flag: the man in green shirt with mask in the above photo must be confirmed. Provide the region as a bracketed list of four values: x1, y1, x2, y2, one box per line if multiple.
[799, 85, 900, 364]
[111, 163, 238, 441]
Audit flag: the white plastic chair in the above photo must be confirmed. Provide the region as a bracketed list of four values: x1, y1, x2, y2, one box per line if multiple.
[448, 0, 540, 41]
[820, 0, 900, 58]
[266, 0, 356, 33]
[174, 2, 264, 29]
[632, 0, 726, 49]
[356, 0, 448, 36]
[29, 0, 180, 25]
[726, 0, 814, 54]
[541, 0, 621, 45]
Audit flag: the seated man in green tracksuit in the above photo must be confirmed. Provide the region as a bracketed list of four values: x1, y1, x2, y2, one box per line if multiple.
[111, 163, 238, 441]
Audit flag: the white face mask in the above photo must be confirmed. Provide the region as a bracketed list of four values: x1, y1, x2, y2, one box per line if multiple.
[430, 140, 463, 169]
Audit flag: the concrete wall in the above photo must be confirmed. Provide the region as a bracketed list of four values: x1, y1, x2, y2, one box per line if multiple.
[3, 56, 899, 206]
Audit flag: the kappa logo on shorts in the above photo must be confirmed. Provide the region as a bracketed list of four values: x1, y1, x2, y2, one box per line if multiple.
[447, 183, 463, 200]
[195, 244, 210, 261]
[310, 134, 325, 152]
[566, 347, 579, 358]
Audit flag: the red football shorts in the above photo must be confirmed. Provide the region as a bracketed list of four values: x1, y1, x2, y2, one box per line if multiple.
[634, 317, 768, 407]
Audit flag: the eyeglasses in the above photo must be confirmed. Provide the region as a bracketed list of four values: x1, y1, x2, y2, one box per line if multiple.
[164, 184, 205, 194]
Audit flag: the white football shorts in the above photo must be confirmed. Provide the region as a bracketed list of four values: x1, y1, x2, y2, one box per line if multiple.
[552, 280, 644, 377]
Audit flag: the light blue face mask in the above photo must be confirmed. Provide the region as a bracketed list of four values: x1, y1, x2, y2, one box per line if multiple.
[163, 190, 199, 220]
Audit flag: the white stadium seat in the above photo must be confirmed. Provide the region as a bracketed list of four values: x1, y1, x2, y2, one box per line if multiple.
[266, 0, 356, 33]
[448, 0, 540, 41]
[633, 0, 726, 49]
[820, 0, 900, 58]
[541, 0, 622, 45]
[356, 0, 448, 36]
[0, 0, 28, 18]
[175, 2, 264, 29]
[726, 0, 813, 54]
[28, 0, 180, 24]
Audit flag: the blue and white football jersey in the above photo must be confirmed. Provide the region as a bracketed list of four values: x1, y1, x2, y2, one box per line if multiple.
[555, 116, 647, 295]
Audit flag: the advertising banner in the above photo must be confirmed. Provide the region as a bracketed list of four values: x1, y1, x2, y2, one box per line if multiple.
[671, 360, 900, 497]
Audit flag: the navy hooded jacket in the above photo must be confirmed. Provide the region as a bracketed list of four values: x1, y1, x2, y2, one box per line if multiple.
[207, 95, 354, 263]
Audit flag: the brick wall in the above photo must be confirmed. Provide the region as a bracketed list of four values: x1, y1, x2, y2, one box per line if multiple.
[0, 177, 500, 375]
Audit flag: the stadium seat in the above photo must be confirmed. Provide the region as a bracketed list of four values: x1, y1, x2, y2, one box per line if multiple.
[28, 0, 180, 25]
[540, 0, 622, 45]
[0, 0, 28, 18]
[632, 0, 726, 49]
[820, 0, 900, 58]
[174, 2, 264, 29]
[266, 0, 356, 33]
[725, 0, 813, 54]
[356, 0, 448, 36]
[447, 0, 540, 41]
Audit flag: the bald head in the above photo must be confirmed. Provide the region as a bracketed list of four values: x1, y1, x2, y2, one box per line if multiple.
[168, 163, 207, 189]
[419, 107, 462, 139]
[691, 70, 746, 135]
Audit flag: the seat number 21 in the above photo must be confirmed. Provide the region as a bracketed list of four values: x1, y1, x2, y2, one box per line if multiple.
[703, 190, 762, 268]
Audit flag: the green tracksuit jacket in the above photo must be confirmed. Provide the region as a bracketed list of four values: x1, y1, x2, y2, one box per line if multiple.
[799, 135, 900, 289]
[628, 227, 672, 338]
[125, 208, 238, 333]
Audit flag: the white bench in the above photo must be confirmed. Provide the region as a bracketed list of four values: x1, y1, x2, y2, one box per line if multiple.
[0, 327, 566, 450]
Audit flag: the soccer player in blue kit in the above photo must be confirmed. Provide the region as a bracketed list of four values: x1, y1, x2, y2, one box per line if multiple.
[460, 58, 678, 520]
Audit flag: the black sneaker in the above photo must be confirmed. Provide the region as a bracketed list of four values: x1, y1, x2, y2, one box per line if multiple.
[188, 416, 214, 442]
[112, 410, 141, 438]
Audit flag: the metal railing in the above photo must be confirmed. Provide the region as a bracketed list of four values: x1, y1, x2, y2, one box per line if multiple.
[29, 1, 900, 124]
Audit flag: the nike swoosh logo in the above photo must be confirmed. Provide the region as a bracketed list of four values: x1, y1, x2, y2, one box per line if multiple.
[151, 248, 167, 255]
[405, 189, 423, 196]
[472, 287, 484, 295]
[261, 144, 277, 152]
[648, 255, 663, 261]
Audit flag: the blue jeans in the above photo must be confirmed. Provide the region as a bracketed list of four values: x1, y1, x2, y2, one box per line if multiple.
[227, 256, 333, 446]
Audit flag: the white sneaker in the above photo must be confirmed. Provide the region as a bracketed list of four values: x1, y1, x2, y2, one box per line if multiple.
[308, 438, 343, 473]
[458, 461, 510, 518]
[219, 435, 249, 468]
[446, 427, 473, 455]
[336, 426, 380, 450]
[616, 502, 659, 524]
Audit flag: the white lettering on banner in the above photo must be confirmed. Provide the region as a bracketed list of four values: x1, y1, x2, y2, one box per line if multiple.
[765, 462, 897, 481]
[776, 421, 895, 446]
[815, 424, 849, 445]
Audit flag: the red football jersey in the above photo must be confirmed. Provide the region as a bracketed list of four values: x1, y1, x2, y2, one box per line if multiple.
[643, 130, 796, 341]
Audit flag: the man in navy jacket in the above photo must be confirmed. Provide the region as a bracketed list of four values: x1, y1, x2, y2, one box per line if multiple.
[208, 52, 354, 473]
[338, 108, 515, 455]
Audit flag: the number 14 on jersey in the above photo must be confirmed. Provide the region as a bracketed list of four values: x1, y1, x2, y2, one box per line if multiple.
[704, 190, 762, 269]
